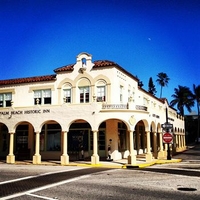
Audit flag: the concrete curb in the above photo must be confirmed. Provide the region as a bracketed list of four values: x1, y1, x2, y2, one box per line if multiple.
[64, 158, 183, 169]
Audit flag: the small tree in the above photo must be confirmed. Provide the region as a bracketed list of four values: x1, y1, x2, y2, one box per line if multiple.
[148, 77, 157, 95]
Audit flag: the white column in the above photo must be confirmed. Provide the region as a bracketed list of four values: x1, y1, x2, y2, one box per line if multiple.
[91, 130, 99, 165]
[175, 134, 178, 150]
[146, 131, 153, 162]
[183, 134, 186, 149]
[158, 132, 165, 159]
[152, 132, 157, 157]
[33, 132, 41, 164]
[128, 130, 136, 165]
[61, 131, 69, 165]
[6, 132, 15, 164]
[178, 134, 181, 149]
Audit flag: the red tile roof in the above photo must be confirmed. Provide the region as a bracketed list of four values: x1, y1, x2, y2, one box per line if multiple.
[0, 75, 56, 86]
[93, 60, 120, 68]
[93, 60, 139, 82]
[54, 64, 74, 72]
[53, 60, 139, 82]
[0, 60, 138, 85]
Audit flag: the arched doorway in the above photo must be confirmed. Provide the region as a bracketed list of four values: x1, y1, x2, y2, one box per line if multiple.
[134, 121, 146, 155]
[39, 122, 62, 160]
[68, 120, 91, 161]
[15, 123, 34, 160]
[103, 119, 128, 160]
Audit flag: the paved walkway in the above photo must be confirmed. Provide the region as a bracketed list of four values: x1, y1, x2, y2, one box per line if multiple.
[0, 157, 182, 169]
[3, 145, 196, 169]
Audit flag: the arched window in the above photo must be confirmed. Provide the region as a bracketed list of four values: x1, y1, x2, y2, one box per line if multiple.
[78, 78, 91, 103]
[63, 83, 72, 103]
[96, 80, 106, 102]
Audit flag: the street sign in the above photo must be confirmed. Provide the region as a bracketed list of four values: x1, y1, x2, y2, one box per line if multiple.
[161, 122, 173, 129]
[163, 132, 173, 143]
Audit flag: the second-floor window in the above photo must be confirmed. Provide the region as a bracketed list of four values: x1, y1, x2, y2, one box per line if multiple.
[34, 89, 51, 105]
[0, 93, 12, 107]
[63, 89, 71, 103]
[79, 86, 89, 103]
[97, 86, 106, 102]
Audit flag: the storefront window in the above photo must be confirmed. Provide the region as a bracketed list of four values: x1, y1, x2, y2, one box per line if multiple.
[68, 130, 88, 152]
[41, 124, 61, 151]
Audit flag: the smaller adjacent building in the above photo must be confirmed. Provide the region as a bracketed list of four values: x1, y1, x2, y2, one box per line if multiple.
[0, 52, 186, 165]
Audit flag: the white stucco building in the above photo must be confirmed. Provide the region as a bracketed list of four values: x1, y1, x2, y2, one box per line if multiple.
[0, 52, 186, 165]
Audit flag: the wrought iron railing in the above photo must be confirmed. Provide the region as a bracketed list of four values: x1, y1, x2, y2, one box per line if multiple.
[102, 104, 128, 109]
[102, 104, 148, 111]
[135, 105, 147, 111]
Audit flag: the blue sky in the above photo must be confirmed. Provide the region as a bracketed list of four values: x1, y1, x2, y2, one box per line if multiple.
[0, 0, 200, 114]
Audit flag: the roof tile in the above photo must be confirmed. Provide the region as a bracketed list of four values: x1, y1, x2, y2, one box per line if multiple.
[0, 75, 56, 86]
[54, 64, 74, 72]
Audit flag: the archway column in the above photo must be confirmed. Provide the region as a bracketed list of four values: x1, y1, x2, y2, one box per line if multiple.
[158, 131, 165, 159]
[178, 134, 181, 149]
[175, 134, 178, 151]
[33, 132, 41, 164]
[91, 130, 99, 165]
[128, 130, 136, 165]
[152, 132, 157, 158]
[6, 132, 15, 164]
[183, 134, 186, 149]
[146, 131, 153, 162]
[179, 135, 182, 149]
[61, 131, 69, 165]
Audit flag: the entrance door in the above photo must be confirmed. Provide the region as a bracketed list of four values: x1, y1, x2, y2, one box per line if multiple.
[68, 130, 89, 161]
[15, 125, 30, 160]
[0, 124, 9, 159]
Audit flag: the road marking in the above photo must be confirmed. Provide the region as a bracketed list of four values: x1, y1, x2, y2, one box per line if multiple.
[27, 193, 56, 200]
[0, 176, 35, 185]
[3, 174, 91, 200]
[0, 167, 84, 185]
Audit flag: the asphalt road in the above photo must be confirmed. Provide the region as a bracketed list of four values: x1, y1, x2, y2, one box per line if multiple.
[0, 145, 200, 200]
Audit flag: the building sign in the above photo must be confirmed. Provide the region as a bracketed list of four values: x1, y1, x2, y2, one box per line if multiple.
[0, 109, 50, 116]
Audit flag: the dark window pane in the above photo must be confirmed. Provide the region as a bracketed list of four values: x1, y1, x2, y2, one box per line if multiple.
[44, 97, 51, 104]
[5, 100, 11, 107]
[80, 93, 84, 103]
[66, 97, 71, 103]
[85, 93, 89, 102]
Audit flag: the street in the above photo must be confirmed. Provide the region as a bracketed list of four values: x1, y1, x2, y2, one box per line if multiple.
[0, 145, 200, 200]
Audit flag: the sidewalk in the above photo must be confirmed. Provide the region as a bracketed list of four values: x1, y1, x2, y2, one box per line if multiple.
[0, 157, 182, 169]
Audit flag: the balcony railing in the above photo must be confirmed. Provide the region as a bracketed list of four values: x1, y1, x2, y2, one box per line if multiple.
[135, 105, 147, 111]
[102, 104, 148, 111]
[102, 104, 128, 109]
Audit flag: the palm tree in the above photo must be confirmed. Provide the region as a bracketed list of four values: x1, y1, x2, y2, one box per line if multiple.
[192, 84, 200, 142]
[156, 72, 170, 98]
[170, 85, 194, 116]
